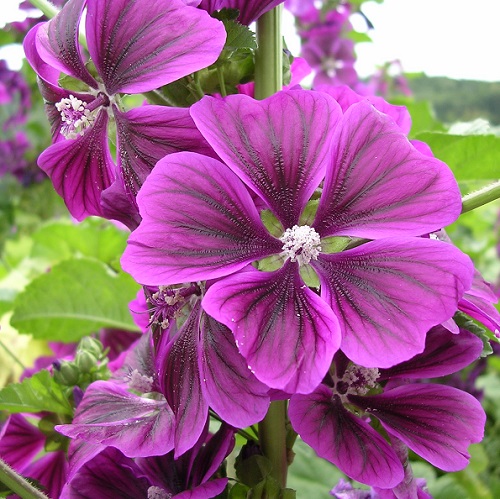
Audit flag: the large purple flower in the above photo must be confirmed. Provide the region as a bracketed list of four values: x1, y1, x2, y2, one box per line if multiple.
[122, 89, 472, 394]
[289, 326, 486, 489]
[23, 0, 225, 222]
[198, 0, 285, 25]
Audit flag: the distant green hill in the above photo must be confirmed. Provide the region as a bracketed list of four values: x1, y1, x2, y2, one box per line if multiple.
[408, 75, 500, 125]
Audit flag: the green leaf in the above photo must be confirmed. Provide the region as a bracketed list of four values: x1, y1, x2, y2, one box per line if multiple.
[11, 257, 140, 342]
[0, 369, 72, 415]
[414, 132, 500, 189]
[30, 218, 129, 268]
[287, 438, 344, 498]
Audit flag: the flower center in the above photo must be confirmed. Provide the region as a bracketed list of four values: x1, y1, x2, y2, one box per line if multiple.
[279, 225, 321, 266]
[337, 365, 380, 397]
[147, 486, 171, 499]
[56, 95, 96, 139]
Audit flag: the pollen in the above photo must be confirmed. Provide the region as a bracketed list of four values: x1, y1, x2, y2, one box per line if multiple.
[56, 95, 95, 139]
[279, 225, 321, 266]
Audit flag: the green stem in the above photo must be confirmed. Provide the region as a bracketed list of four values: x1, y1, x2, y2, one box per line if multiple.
[254, 5, 288, 490]
[254, 6, 283, 100]
[0, 457, 49, 499]
[217, 66, 227, 97]
[26, 0, 59, 19]
[258, 400, 288, 488]
[0, 339, 26, 371]
[461, 180, 500, 214]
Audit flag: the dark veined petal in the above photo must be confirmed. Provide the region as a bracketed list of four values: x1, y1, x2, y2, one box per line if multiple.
[113, 104, 216, 197]
[190, 91, 341, 228]
[379, 326, 484, 380]
[312, 100, 462, 239]
[37, 109, 116, 221]
[122, 152, 281, 286]
[313, 237, 473, 368]
[23, 451, 67, 499]
[316, 84, 412, 135]
[56, 380, 175, 458]
[157, 302, 208, 458]
[351, 384, 486, 471]
[60, 447, 150, 499]
[198, 0, 285, 25]
[289, 386, 404, 488]
[35, 0, 97, 89]
[202, 261, 341, 394]
[199, 310, 270, 427]
[85, 0, 226, 95]
[65, 439, 105, 483]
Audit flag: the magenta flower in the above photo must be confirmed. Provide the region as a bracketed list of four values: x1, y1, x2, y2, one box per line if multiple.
[122, 89, 472, 394]
[23, 0, 225, 222]
[289, 326, 486, 488]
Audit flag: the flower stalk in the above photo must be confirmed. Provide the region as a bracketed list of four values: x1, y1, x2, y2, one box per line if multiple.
[254, 5, 288, 490]
[26, 0, 59, 19]
[0, 457, 50, 499]
[461, 180, 500, 214]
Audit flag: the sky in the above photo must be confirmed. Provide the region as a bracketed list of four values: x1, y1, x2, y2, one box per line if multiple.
[1, 0, 499, 82]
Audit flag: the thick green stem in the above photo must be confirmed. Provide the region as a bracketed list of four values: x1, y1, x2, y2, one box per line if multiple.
[27, 0, 59, 19]
[254, 6, 283, 100]
[461, 180, 500, 214]
[0, 457, 49, 499]
[254, 5, 288, 490]
[258, 400, 288, 488]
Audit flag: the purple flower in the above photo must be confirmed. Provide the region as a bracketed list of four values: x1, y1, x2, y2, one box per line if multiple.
[57, 317, 268, 458]
[198, 0, 285, 25]
[24, 0, 225, 222]
[60, 424, 234, 498]
[289, 326, 486, 488]
[122, 89, 472, 394]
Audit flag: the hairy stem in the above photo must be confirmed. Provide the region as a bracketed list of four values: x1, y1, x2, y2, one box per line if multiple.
[0, 457, 50, 499]
[461, 180, 500, 214]
[254, 5, 288, 490]
[26, 0, 59, 18]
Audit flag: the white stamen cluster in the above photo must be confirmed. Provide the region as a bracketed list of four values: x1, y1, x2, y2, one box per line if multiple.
[342, 365, 380, 396]
[279, 225, 321, 266]
[56, 94, 94, 139]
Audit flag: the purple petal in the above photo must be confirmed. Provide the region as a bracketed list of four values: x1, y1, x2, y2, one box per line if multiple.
[351, 384, 486, 471]
[312, 101, 462, 238]
[157, 302, 208, 457]
[23, 451, 68, 499]
[66, 439, 105, 483]
[122, 152, 281, 286]
[101, 177, 142, 231]
[114, 104, 216, 196]
[316, 84, 412, 135]
[0, 414, 45, 472]
[289, 385, 404, 488]
[23, 23, 61, 85]
[202, 262, 341, 393]
[175, 480, 229, 499]
[37, 109, 116, 220]
[199, 311, 270, 427]
[60, 447, 150, 499]
[313, 238, 473, 367]
[56, 380, 175, 457]
[85, 0, 226, 95]
[35, 0, 97, 88]
[198, 0, 286, 25]
[379, 326, 484, 380]
[459, 270, 500, 336]
[190, 91, 342, 228]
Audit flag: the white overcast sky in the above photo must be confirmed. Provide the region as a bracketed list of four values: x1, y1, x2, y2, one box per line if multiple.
[1, 0, 499, 82]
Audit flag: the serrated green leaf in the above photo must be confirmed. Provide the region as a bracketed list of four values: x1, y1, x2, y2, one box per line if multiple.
[11, 258, 140, 342]
[0, 369, 72, 415]
[414, 132, 500, 188]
